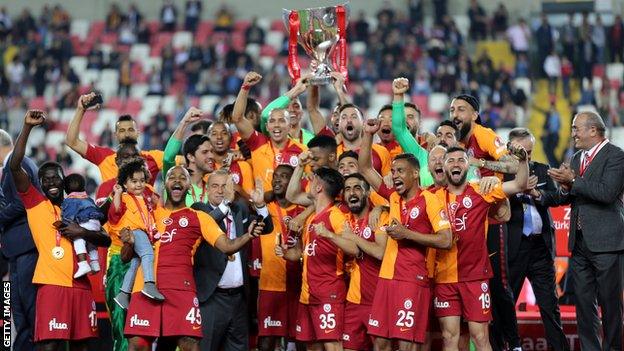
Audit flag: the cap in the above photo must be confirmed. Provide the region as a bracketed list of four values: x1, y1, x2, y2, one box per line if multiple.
[454, 94, 481, 125]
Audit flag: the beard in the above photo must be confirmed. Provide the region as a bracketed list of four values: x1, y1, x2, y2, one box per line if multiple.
[445, 170, 468, 186]
[347, 198, 367, 215]
[119, 136, 137, 144]
[458, 121, 471, 141]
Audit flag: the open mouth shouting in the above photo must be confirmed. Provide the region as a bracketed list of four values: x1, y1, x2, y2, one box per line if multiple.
[393, 178, 405, 193]
[170, 183, 185, 198]
[47, 187, 61, 197]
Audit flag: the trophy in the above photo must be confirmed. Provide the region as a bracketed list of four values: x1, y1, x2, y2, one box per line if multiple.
[283, 3, 349, 85]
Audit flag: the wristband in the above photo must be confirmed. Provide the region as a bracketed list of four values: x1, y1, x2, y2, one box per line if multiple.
[241, 84, 251, 91]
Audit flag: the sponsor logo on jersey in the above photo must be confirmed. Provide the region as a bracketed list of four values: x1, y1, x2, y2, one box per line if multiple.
[462, 196, 473, 209]
[130, 314, 150, 327]
[323, 304, 332, 313]
[410, 208, 419, 219]
[362, 226, 372, 239]
[263, 317, 282, 328]
[368, 318, 380, 327]
[48, 318, 68, 331]
[481, 282, 488, 292]
[403, 299, 413, 309]
[179, 217, 189, 228]
[304, 240, 318, 257]
[434, 297, 450, 309]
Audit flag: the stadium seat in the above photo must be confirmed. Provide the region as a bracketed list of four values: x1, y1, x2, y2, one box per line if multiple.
[144, 57, 163, 71]
[592, 64, 605, 77]
[97, 69, 120, 100]
[44, 130, 66, 151]
[611, 127, 624, 149]
[375, 81, 393, 94]
[29, 96, 48, 109]
[514, 77, 531, 97]
[270, 19, 284, 31]
[160, 95, 177, 114]
[428, 93, 449, 114]
[71, 19, 91, 41]
[130, 44, 151, 63]
[245, 43, 261, 58]
[69, 56, 88, 77]
[256, 18, 271, 32]
[234, 20, 251, 33]
[130, 84, 149, 99]
[592, 76, 603, 92]
[91, 109, 118, 137]
[350, 41, 367, 57]
[260, 45, 278, 57]
[265, 31, 284, 52]
[59, 109, 76, 123]
[194, 21, 214, 43]
[452, 15, 470, 38]
[172, 31, 193, 50]
[606, 63, 624, 82]
[420, 117, 439, 134]
[369, 93, 391, 115]
[258, 56, 275, 71]
[200, 95, 221, 114]
[81, 69, 101, 86]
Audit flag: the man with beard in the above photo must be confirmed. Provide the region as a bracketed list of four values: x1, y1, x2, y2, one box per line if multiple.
[450, 94, 522, 351]
[10, 110, 111, 351]
[276, 167, 355, 351]
[377, 105, 403, 159]
[207, 121, 254, 196]
[261, 85, 314, 145]
[123, 166, 265, 351]
[66, 93, 163, 184]
[285, 135, 338, 207]
[232, 72, 306, 191]
[321, 173, 388, 351]
[256, 165, 305, 351]
[162, 107, 216, 206]
[390, 78, 433, 187]
[433, 145, 529, 351]
[307, 72, 350, 137]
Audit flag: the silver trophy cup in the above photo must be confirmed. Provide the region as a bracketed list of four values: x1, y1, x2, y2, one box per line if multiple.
[283, 4, 349, 85]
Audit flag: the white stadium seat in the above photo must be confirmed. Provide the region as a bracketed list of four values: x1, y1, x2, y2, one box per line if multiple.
[70, 19, 90, 41]
[266, 31, 284, 51]
[245, 43, 261, 58]
[172, 31, 193, 50]
[258, 56, 275, 71]
[130, 44, 151, 63]
[200, 95, 221, 114]
[428, 93, 449, 113]
[514, 77, 531, 97]
[69, 56, 88, 77]
[350, 41, 367, 56]
[80, 69, 101, 86]
[606, 63, 624, 82]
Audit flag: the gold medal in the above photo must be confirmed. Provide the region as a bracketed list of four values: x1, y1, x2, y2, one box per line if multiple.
[52, 247, 65, 259]
[227, 254, 235, 262]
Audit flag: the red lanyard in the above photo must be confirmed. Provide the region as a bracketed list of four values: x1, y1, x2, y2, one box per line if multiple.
[580, 139, 607, 176]
[445, 190, 459, 233]
[270, 140, 289, 170]
[398, 193, 420, 225]
[52, 206, 61, 248]
[224, 216, 233, 239]
[275, 204, 290, 244]
[348, 211, 369, 237]
[129, 194, 155, 240]
[190, 182, 208, 203]
[312, 204, 333, 234]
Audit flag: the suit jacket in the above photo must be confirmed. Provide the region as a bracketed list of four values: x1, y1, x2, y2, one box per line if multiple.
[0, 154, 38, 258]
[541, 142, 624, 253]
[191, 198, 273, 303]
[506, 161, 557, 262]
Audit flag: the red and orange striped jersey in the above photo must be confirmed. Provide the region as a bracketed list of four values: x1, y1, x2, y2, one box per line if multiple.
[85, 144, 163, 184]
[337, 143, 392, 177]
[300, 205, 348, 305]
[380, 140, 403, 160]
[131, 207, 224, 292]
[258, 202, 305, 292]
[346, 210, 388, 305]
[378, 190, 450, 283]
[462, 124, 508, 179]
[433, 182, 507, 283]
[245, 130, 306, 191]
[19, 185, 91, 288]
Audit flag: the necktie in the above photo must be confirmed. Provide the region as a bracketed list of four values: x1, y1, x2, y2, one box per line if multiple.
[522, 196, 533, 236]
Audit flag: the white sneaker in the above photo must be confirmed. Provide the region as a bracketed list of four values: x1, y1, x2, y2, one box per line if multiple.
[89, 260, 101, 273]
[74, 261, 92, 278]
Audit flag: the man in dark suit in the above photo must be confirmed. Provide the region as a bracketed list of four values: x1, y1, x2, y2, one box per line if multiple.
[192, 169, 273, 351]
[505, 128, 569, 350]
[548, 111, 624, 351]
[0, 129, 38, 351]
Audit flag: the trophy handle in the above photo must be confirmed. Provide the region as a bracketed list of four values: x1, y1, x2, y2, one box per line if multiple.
[287, 10, 301, 85]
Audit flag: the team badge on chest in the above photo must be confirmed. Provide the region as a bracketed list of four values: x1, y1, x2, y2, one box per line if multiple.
[409, 208, 420, 219]
[178, 217, 189, 228]
[462, 196, 472, 209]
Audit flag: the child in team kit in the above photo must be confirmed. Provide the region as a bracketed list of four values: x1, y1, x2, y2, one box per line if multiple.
[58, 173, 105, 278]
[110, 160, 164, 309]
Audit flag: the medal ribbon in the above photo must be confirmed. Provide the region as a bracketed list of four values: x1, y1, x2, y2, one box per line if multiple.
[398, 193, 420, 225]
[52, 206, 62, 248]
[129, 194, 155, 241]
[287, 10, 301, 85]
[190, 181, 208, 203]
[335, 5, 348, 82]
[579, 139, 607, 176]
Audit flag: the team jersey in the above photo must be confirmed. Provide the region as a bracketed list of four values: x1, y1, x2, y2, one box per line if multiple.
[300, 205, 348, 305]
[318, 126, 392, 176]
[245, 130, 306, 191]
[462, 124, 508, 179]
[214, 160, 254, 196]
[258, 202, 305, 292]
[377, 186, 450, 282]
[18, 184, 91, 289]
[131, 207, 224, 292]
[108, 193, 155, 235]
[85, 144, 163, 184]
[433, 182, 507, 283]
[345, 210, 387, 305]
[381, 140, 404, 160]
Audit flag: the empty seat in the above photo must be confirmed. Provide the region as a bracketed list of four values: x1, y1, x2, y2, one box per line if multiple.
[69, 56, 88, 76]
[428, 93, 449, 113]
[200, 95, 221, 114]
[375, 80, 393, 94]
[606, 63, 624, 82]
[245, 43, 261, 58]
[172, 31, 193, 50]
[514, 77, 531, 97]
[258, 56, 275, 71]
[350, 41, 367, 56]
[130, 44, 151, 63]
[130, 84, 149, 99]
[81, 69, 101, 86]
[71, 19, 91, 41]
[265, 31, 284, 51]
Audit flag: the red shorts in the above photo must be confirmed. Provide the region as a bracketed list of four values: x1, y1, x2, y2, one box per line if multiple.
[295, 302, 344, 342]
[434, 281, 492, 322]
[258, 290, 288, 337]
[342, 302, 373, 350]
[368, 278, 430, 343]
[35, 285, 98, 341]
[124, 289, 202, 338]
[286, 286, 300, 339]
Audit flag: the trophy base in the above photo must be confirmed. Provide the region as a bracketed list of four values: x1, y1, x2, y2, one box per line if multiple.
[309, 75, 334, 86]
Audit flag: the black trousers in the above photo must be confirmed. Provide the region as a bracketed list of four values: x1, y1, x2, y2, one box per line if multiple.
[487, 223, 521, 350]
[9, 250, 38, 351]
[508, 234, 569, 350]
[199, 288, 249, 351]
[571, 231, 623, 351]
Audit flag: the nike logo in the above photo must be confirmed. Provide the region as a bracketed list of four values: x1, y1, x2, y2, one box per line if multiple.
[192, 325, 202, 330]
[536, 182, 546, 187]
[400, 328, 410, 332]
[324, 329, 335, 334]
[489, 252, 497, 257]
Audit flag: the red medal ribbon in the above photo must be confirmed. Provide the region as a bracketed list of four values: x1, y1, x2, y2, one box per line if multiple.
[335, 5, 348, 82]
[129, 194, 156, 241]
[399, 192, 420, 225]
[579, 139, 607, 176]
[52, 206, 62, 248]
[287, 10, 301, 85]
[190, 182, 208, 203]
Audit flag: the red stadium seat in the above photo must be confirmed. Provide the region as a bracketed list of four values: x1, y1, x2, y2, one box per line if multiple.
[146, 20, 161, 35]
[411, 94, 429, 115]
[195, 21, 214, 43]
[29, 96, 48, 109]
[375, 80, 393, 94]
[100, 32, 118, 45]
[260, 44, 277, 57]
[89, 21, 105, 39]
[234, 20, 251, 32]
[271, 19, 284, 31]
[592, 64, 605, 77]
[231, 32, 246, 51]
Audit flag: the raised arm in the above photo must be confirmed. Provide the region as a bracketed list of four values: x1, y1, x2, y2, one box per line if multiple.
[307, 85, 327, 134]
[502, 143, 529, 196]
[9, 110, 46, 193]
[260, 75, 309, 135]
[232, 72, 262, 140]
[331, 71, 349, 106]
[163, 107, 204, 177]
[358, 119, 383, 191]
[214, 219, 265, 255]
[285, 152, 313, 206]
[65, 93, 100, 157]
